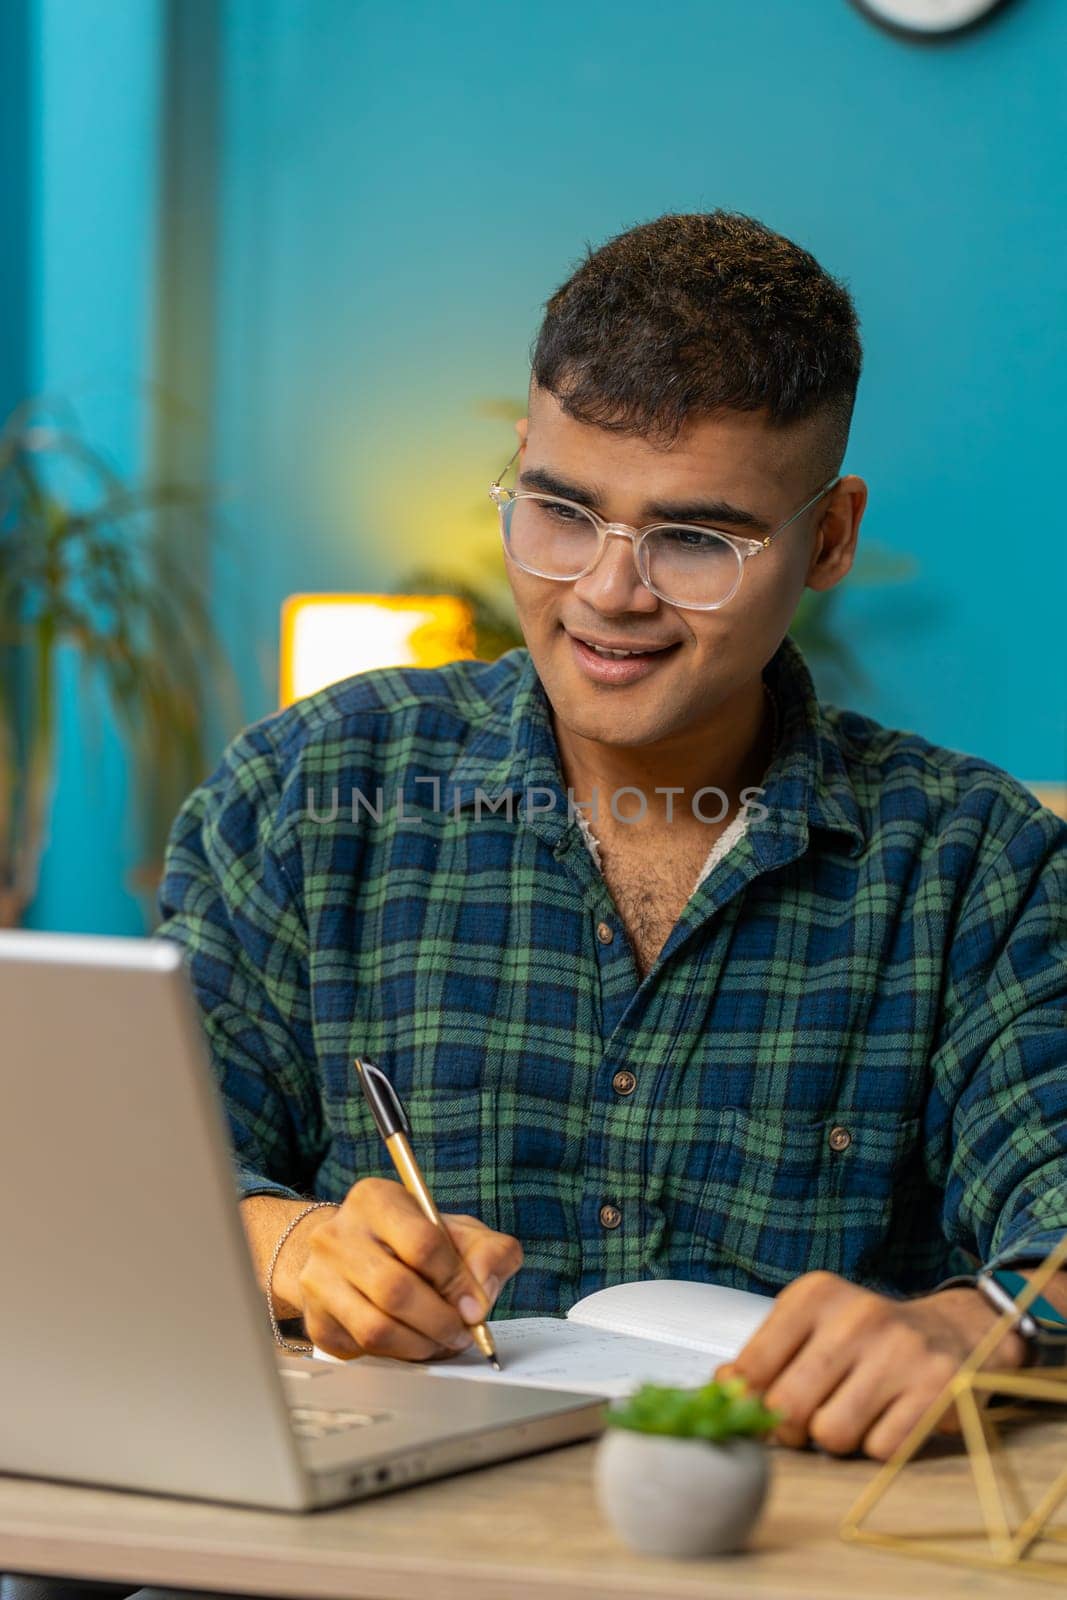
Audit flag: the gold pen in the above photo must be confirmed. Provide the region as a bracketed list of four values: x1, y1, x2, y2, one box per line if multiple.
[353, 1057, 501, 1370]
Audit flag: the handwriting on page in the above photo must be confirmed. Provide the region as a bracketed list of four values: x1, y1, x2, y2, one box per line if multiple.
[424, 1318, 720, 1398]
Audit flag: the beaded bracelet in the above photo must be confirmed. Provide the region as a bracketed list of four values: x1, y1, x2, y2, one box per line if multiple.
[265, 1200, 339, 1353]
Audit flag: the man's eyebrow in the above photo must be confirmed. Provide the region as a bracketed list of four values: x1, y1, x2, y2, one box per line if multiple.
[516, 466, 772, 535]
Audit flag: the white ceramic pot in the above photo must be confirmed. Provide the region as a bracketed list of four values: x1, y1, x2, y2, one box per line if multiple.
[594, 1428, 770, 1558]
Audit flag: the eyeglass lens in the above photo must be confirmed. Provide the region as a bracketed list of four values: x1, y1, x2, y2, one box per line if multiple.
[503, 496, 742, 607]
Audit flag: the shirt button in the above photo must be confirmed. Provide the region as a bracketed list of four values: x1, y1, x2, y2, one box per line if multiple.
[612, 1070, 637, 1096]
[599, 1203, 622, 1230]
[828, 1125, 852, 1153]
[596, 921, 615, 945]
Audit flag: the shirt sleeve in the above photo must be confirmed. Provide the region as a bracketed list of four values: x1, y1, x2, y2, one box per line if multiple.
[933, 802, 1067, 1273]
[154, 718, 328, 1202]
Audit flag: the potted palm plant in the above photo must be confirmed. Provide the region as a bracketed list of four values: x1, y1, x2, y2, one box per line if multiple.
[0, 398, 237, 929]
[594, 1378, 780, 1558]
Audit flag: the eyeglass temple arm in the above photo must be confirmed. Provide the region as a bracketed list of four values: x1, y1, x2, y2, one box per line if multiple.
[761, 476, 843, 548]
[491, 445, 522, 490]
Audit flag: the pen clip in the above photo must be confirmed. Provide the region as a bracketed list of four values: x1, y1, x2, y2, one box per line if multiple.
[353, 1057, 412, 1142]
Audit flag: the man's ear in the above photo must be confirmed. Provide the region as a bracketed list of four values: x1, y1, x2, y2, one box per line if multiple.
[514, 416, 528, 451]
[804, 476, 866, 593]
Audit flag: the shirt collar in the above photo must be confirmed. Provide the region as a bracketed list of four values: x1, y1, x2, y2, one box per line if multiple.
[447, 650, 565, 817]
[448, 634, 866, 860]
[758, 632, 866, 862]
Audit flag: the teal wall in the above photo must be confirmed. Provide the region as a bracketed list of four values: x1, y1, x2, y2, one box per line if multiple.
[0, 0, 30, 427]
[19, 0, 164, 933]
[209, 0, 1066, 781]
[9, 0, 1067, 933]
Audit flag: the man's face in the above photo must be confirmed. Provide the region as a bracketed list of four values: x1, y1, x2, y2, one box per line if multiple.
[504, 384, 847, 752]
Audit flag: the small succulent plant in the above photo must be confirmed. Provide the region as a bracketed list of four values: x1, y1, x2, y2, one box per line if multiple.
[604, 1377, 780, 1442]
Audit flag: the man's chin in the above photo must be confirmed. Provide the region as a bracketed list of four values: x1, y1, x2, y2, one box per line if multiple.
[560, 716, 667, 751]
[539, 673, 680, 750]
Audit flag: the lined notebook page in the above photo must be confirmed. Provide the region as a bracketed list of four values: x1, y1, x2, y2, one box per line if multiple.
[312, 1279, 774, 1399]
[420, 1317, 722, 1398]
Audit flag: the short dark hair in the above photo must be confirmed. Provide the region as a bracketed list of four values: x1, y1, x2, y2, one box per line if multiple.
[530, 210, 863, 478]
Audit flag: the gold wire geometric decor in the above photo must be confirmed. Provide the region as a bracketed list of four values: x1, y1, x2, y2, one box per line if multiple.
[841, 1231, 1067, 1584]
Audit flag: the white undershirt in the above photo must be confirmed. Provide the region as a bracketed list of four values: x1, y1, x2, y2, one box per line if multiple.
[573, 800, 752, 895]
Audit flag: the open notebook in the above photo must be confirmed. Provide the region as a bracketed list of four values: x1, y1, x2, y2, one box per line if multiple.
[313, 1279, 774, 1400]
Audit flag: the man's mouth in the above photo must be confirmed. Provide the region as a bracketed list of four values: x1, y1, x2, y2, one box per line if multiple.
[568, 632, 676, 658]
[575, 636, 668, 656]
[563, 628, 681, 684]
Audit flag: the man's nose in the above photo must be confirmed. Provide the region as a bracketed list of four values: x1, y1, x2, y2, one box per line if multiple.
[572, 530, 659, 613]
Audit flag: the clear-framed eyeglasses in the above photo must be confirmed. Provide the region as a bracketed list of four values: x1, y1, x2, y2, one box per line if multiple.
[489, 447, 841, 611]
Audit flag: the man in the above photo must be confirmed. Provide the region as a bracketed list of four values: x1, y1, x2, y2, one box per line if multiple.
[157, 210, 1067, 1463]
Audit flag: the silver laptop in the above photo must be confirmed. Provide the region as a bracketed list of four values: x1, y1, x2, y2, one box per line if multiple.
[0, 929, 605, 1511]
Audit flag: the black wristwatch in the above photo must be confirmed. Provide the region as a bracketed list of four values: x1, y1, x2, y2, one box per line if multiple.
[968, 1268, 1067, 1368]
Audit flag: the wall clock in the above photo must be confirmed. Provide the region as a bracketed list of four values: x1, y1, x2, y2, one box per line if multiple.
[849, 0, 1018, 37]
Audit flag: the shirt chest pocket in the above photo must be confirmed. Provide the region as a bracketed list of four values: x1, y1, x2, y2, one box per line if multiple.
[404, 1086, 499, 1227]
[684, 1106, 922, 1293]
[321, 1086, 499, 1233]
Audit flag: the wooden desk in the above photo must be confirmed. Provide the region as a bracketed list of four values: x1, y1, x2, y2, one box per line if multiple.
[2, 1418, 1064, 1600]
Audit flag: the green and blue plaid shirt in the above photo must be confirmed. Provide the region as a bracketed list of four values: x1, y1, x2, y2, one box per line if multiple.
[156, 635, 1067, 1316]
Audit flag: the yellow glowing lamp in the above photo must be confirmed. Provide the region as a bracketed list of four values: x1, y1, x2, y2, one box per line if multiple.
[279, 593, 476, 708]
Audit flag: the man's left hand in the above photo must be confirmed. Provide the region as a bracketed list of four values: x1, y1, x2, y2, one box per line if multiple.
[715, 1271, 1027, 1461]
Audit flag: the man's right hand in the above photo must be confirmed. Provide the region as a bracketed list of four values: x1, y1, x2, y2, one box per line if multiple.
[251, 1179, 524, 1362]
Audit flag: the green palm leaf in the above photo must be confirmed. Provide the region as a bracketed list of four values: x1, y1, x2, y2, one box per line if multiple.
[0, 397, 240, 927]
